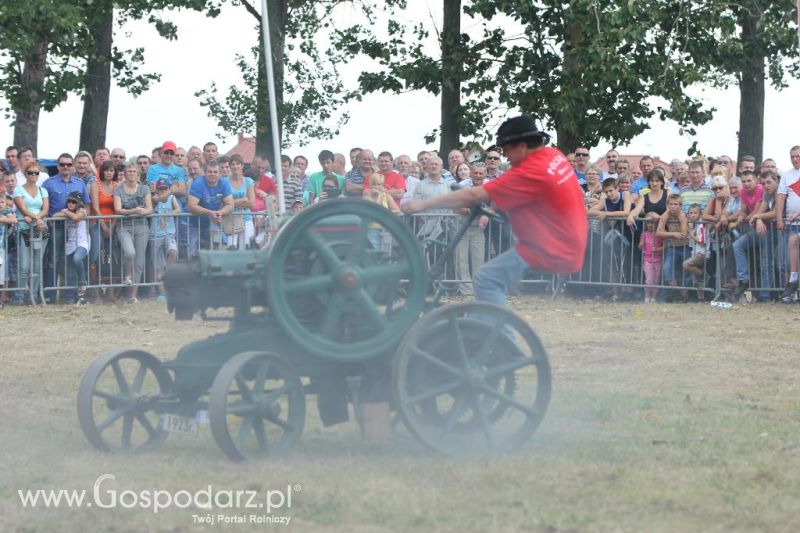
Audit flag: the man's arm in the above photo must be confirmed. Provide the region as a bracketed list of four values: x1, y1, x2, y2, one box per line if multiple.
[187, 195, 211, 216]
[345, 180, 364, 195]
[219, 194, 234, 215]
[775, 193, 786, 230]
[402, 186, 489, 213]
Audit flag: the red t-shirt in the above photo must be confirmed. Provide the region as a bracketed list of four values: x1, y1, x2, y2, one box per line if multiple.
[257, 175, 277, 195]
[740, 184, 763, 214]
[364, 171, 406, 191]
[483, 147, 588, 273]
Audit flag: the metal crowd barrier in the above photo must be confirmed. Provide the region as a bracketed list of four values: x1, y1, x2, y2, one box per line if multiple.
[0, 209, 796, 304]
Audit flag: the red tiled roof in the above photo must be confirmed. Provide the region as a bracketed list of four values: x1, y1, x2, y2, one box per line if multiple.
[225, 133, 256, 162]
[593, 155, 670, 174]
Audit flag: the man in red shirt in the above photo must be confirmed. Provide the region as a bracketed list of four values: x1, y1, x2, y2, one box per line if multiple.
[402, 115, 587, 305]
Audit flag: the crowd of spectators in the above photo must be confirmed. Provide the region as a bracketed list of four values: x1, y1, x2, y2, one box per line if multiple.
[1, 140, 799, 306]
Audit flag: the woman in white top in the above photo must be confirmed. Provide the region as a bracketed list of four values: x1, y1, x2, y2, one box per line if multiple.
[13, 161, 49, 304]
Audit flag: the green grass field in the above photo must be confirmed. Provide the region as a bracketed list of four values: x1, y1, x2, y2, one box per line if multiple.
[1, 297, 799, 532]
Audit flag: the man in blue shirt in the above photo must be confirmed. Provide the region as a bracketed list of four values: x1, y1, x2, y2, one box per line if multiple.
[631, 156, 655, 195]
[42, 153, 90, 302]
[146, 141, 187, 202]
[147, 141, 188, 257]
[187, 160, 233, 256]
[573, 147, 590, 185]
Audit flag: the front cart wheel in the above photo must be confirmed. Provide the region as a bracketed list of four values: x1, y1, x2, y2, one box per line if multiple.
[77, 349, 173, 452]
[392, 302, 551, 455]
[208, 352, 305, 461]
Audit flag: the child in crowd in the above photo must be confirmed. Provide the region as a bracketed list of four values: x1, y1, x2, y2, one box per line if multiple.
[62, 192, 90, 305]
[0, 195, 17, 306]
[363, 173, 401, 254]
[363, 173, 401, 214]
[639, 214, 663, 302]
[682, 203, 709, 298]
[656, 194, 690, 299]
[150, 179, 180, 301]
[588, 177, 632, 299]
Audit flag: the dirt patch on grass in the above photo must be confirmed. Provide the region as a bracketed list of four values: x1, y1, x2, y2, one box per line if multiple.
[2, 297, 799, 532]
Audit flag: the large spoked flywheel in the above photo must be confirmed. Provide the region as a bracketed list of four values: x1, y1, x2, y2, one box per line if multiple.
[392, 302, 551, 455]
[267, 199, 426, 361]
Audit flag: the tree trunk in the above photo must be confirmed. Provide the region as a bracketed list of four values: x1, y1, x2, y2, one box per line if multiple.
[555, 11, 583, 153]
[555, 124, 580, 154]
[79, 7, 113, 153]
[439, 0, 461, 157]
[736, 7, 765, 164]
[255, 0, 286, 167]
[12, 40, 48, 152]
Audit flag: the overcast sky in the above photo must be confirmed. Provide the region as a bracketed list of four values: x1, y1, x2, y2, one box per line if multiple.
[1, 3, 798, 170]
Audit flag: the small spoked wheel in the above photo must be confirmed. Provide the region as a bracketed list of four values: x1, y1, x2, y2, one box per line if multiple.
[392, 302, 551, 455]
[209, 352, 305, 461]
[77, 349, 173, 452]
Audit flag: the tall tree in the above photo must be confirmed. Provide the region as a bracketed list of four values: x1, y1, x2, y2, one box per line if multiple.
[335, 0, 479, 153]
[79, 8, 114, 153]
[439, 0, 463, 156]
[340, 0, 798, 156]
[196, 1, 399, 164]
[680, 1, 799, 162]
[0, 1, 85, 152]
[78, 0, 220, 151]
[466, 0, 721, 153]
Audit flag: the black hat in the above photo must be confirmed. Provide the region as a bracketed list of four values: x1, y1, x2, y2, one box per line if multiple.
[496, 115, 550, 146]
[66, 191, 84, 207]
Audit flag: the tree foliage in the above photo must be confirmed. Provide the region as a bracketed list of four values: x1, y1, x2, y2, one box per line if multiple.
[0, 0, 219, 150]
[336, 0, 799, 154]
[195, 0, 408, 155]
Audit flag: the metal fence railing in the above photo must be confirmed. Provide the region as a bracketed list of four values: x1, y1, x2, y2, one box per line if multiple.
[0, 208, 796, 304]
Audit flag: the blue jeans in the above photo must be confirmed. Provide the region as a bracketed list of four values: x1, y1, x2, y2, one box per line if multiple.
[44, 221, 66, 300]
[733, 231, 756, 283]
[758, 229, 780, 299]
[663, 245, 690, 287]
[732, 229, 778, 298]
[67, 247, 88, 291]
[16, 231, 49, 304]
[473, 247, 529, 306]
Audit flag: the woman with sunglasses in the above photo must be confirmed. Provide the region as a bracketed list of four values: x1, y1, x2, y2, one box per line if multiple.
[113, 164, 152, 303]
[704, 176, 743, 292]
[13, 161, 49, 304]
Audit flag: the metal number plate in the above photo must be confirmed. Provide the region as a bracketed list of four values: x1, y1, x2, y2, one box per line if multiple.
[159, 413, 199, 436]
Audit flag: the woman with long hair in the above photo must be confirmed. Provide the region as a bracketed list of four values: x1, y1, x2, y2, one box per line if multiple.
[454, 162, 471, 183]
[226, 154, 256, 249]
[90, 161, 119, 282]
[13, 161, 49, 304]
[113, 163, 152, 303]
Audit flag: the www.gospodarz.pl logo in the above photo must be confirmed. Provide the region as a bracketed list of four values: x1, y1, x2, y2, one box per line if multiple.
[18, 473, 299, 523]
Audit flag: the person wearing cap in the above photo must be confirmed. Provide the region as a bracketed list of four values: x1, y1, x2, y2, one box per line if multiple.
[146, 141, 187, 199]
[403, 115, 588, 305]
[147, 141, 188, 259]
[62, 191, 90, 304]
[150, 178, 180, 300]
[42, 152, 90, 303]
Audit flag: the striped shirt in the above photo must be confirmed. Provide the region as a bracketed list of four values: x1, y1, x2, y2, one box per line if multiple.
[679, 183, 713, 213]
